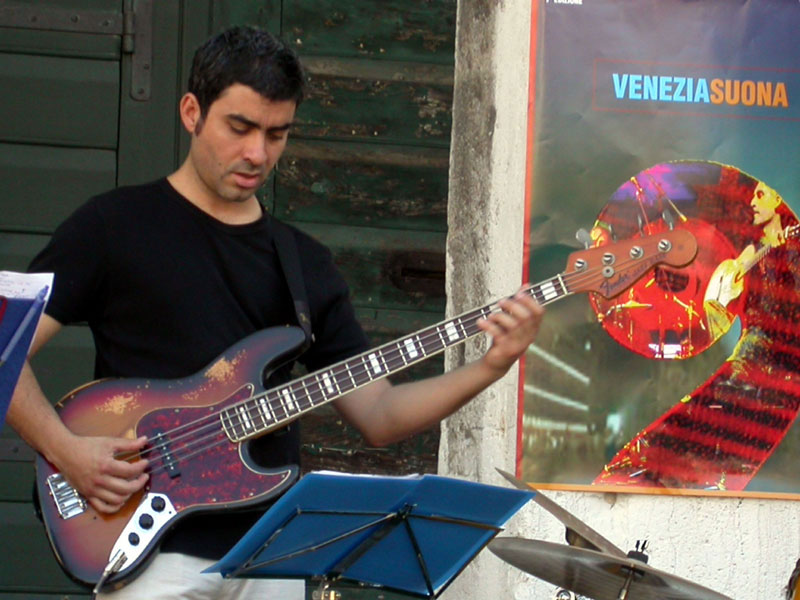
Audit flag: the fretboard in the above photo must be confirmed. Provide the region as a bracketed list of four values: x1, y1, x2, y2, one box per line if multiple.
[220, 274, 572, 442]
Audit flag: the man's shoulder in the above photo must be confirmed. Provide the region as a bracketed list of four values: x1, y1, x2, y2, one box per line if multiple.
[89, 178, 169, 208]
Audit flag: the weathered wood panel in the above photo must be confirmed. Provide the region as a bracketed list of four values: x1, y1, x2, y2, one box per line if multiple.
[0, 28, 120, 60]
[0, 233, 49, 273]
[0, 502, 88, 595]
[296, 222, 446, 313]
[30, 326, 96, 403]
[284, 0, 456, 64]
[212, 0, 280, 33]
[0, 144, 115, 233]
[0, 53, 119, 148]
[296, 57, 453, 146]
[301, 405, 439, 476]
[277, 140, 448, 231]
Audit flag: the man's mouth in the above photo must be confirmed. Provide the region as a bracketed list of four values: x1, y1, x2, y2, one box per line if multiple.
[232, 172, 262, 189]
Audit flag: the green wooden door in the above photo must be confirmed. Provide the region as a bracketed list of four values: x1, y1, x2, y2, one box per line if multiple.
[0, 1, 203, 596]
[0, 1, 455, 597]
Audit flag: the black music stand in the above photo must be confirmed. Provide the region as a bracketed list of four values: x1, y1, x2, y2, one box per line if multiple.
[205, 472, 534, 598]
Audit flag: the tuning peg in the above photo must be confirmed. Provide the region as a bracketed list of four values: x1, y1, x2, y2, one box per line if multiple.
[575, 228, 592, 249]
[662, 209, 675, 230]
[637, 214, 644, 235]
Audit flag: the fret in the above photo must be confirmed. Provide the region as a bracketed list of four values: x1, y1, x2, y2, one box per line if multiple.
[220, 408, 238, 440]
[331, 364, 353, 394]
[311, 374, 323, 401]
[281, 388, 300, 414]
[236, 404, 253, 432]
[268, 390, 288, 421]
[436, 324, 447, 348]
[367, 352, 383, 376]
[320, 371, 337, 396]
[258, 396, 274, 424]
[379, 347, 394, 373]
[458, 317, 469, 339]
[422, 329, 440, 356]
[276, 390, 288, 415]
[344, 361, 358, 389]
[462, 314, 480, 337]
[402, 337, 419, 363]
[311, 374, 325, 402]
[415, 334, 427, 358]
[299, 378, 315, 408]
[292, 381, 311, 410]
[360, 356, 374, 381]
[538, 279, 561, 303]
[249, 399, 268, 430]
[444, 321, 460, 343]
[330, 369, 343, 396]
[555, 274, 567, 296]
[397, 342, 409, 366]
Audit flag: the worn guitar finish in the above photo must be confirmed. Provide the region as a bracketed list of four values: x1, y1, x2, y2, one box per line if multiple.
[35, 326, 305, 589]
[35, 228, 698, 590]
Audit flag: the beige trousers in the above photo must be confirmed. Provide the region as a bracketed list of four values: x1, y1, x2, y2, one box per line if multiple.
[94, 552, 306, 600]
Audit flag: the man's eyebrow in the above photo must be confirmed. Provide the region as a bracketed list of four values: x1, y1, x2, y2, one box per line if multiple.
[228, 114, 293, 133]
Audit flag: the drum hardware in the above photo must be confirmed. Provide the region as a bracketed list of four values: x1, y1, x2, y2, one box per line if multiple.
[493, 469, 732, 600]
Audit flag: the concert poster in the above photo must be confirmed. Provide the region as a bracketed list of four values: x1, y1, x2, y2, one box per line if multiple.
[520, 0, 800, 497]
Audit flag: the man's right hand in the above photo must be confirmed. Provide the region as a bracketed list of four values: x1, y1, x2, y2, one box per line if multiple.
[50, 433, 149, 513]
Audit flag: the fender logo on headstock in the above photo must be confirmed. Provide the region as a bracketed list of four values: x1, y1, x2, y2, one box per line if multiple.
[600, 253, 664, 298]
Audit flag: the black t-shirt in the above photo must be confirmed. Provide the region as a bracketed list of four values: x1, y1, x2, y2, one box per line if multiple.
[29, 178, 370, 557]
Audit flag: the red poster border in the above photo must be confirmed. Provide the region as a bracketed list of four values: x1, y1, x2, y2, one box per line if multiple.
[516, 0, 540, 479]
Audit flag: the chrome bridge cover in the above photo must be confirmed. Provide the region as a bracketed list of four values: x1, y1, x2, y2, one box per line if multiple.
[46, 473, 87, 519]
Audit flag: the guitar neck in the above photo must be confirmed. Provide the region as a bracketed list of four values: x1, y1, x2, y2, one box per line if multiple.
[220, 274, 572, 442]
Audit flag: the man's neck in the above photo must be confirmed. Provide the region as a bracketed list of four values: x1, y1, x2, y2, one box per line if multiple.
[167, 164, 263, 225]
[762, 214, 784, 247]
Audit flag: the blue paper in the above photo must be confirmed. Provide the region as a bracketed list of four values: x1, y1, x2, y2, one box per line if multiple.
[0, 272, 52, 431]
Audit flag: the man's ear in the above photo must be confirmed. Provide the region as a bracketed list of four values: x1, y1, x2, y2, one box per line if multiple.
[178, 93, 202, 134]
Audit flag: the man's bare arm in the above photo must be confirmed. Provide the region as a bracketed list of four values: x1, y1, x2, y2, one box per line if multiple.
[6, 314, 149, 513]
[335, 292, 544, 446]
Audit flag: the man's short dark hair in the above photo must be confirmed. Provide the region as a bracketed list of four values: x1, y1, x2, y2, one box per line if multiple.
[188, 26, 306, 118]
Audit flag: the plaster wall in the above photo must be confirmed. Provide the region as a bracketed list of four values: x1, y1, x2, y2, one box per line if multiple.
[440, 1, 800, 599]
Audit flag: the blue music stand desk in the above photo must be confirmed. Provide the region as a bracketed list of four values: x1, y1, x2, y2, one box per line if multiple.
[205, 471, 534, 598]
[0, 272, 51, 431]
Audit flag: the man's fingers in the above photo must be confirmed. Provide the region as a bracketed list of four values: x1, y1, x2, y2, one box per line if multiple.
[89, 496, 126, 514]
[95, 471, 149, 497]
[105, 454, 149, 478]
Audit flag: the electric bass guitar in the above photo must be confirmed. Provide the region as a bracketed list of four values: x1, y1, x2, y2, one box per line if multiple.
[35, 227, 697, 591]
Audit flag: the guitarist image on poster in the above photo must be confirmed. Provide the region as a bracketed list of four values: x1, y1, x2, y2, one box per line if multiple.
[703, 181, 789, 342]
[6, 27, 544, 599]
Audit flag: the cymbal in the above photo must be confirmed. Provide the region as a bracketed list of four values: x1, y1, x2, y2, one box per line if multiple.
[495, 468, 627, 558]
[489, 538, 732, 600]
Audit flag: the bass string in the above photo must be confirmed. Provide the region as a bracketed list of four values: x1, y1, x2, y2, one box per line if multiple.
[128, 250, 665, 474]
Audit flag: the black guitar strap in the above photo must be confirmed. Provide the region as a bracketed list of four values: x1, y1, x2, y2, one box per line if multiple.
[270, 216, 314, 348]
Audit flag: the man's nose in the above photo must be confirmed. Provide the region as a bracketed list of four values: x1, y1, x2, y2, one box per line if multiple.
[243, 134, 268, 166]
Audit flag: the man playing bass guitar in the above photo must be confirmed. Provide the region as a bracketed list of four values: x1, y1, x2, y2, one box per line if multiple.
[7, 26, 544, 599]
